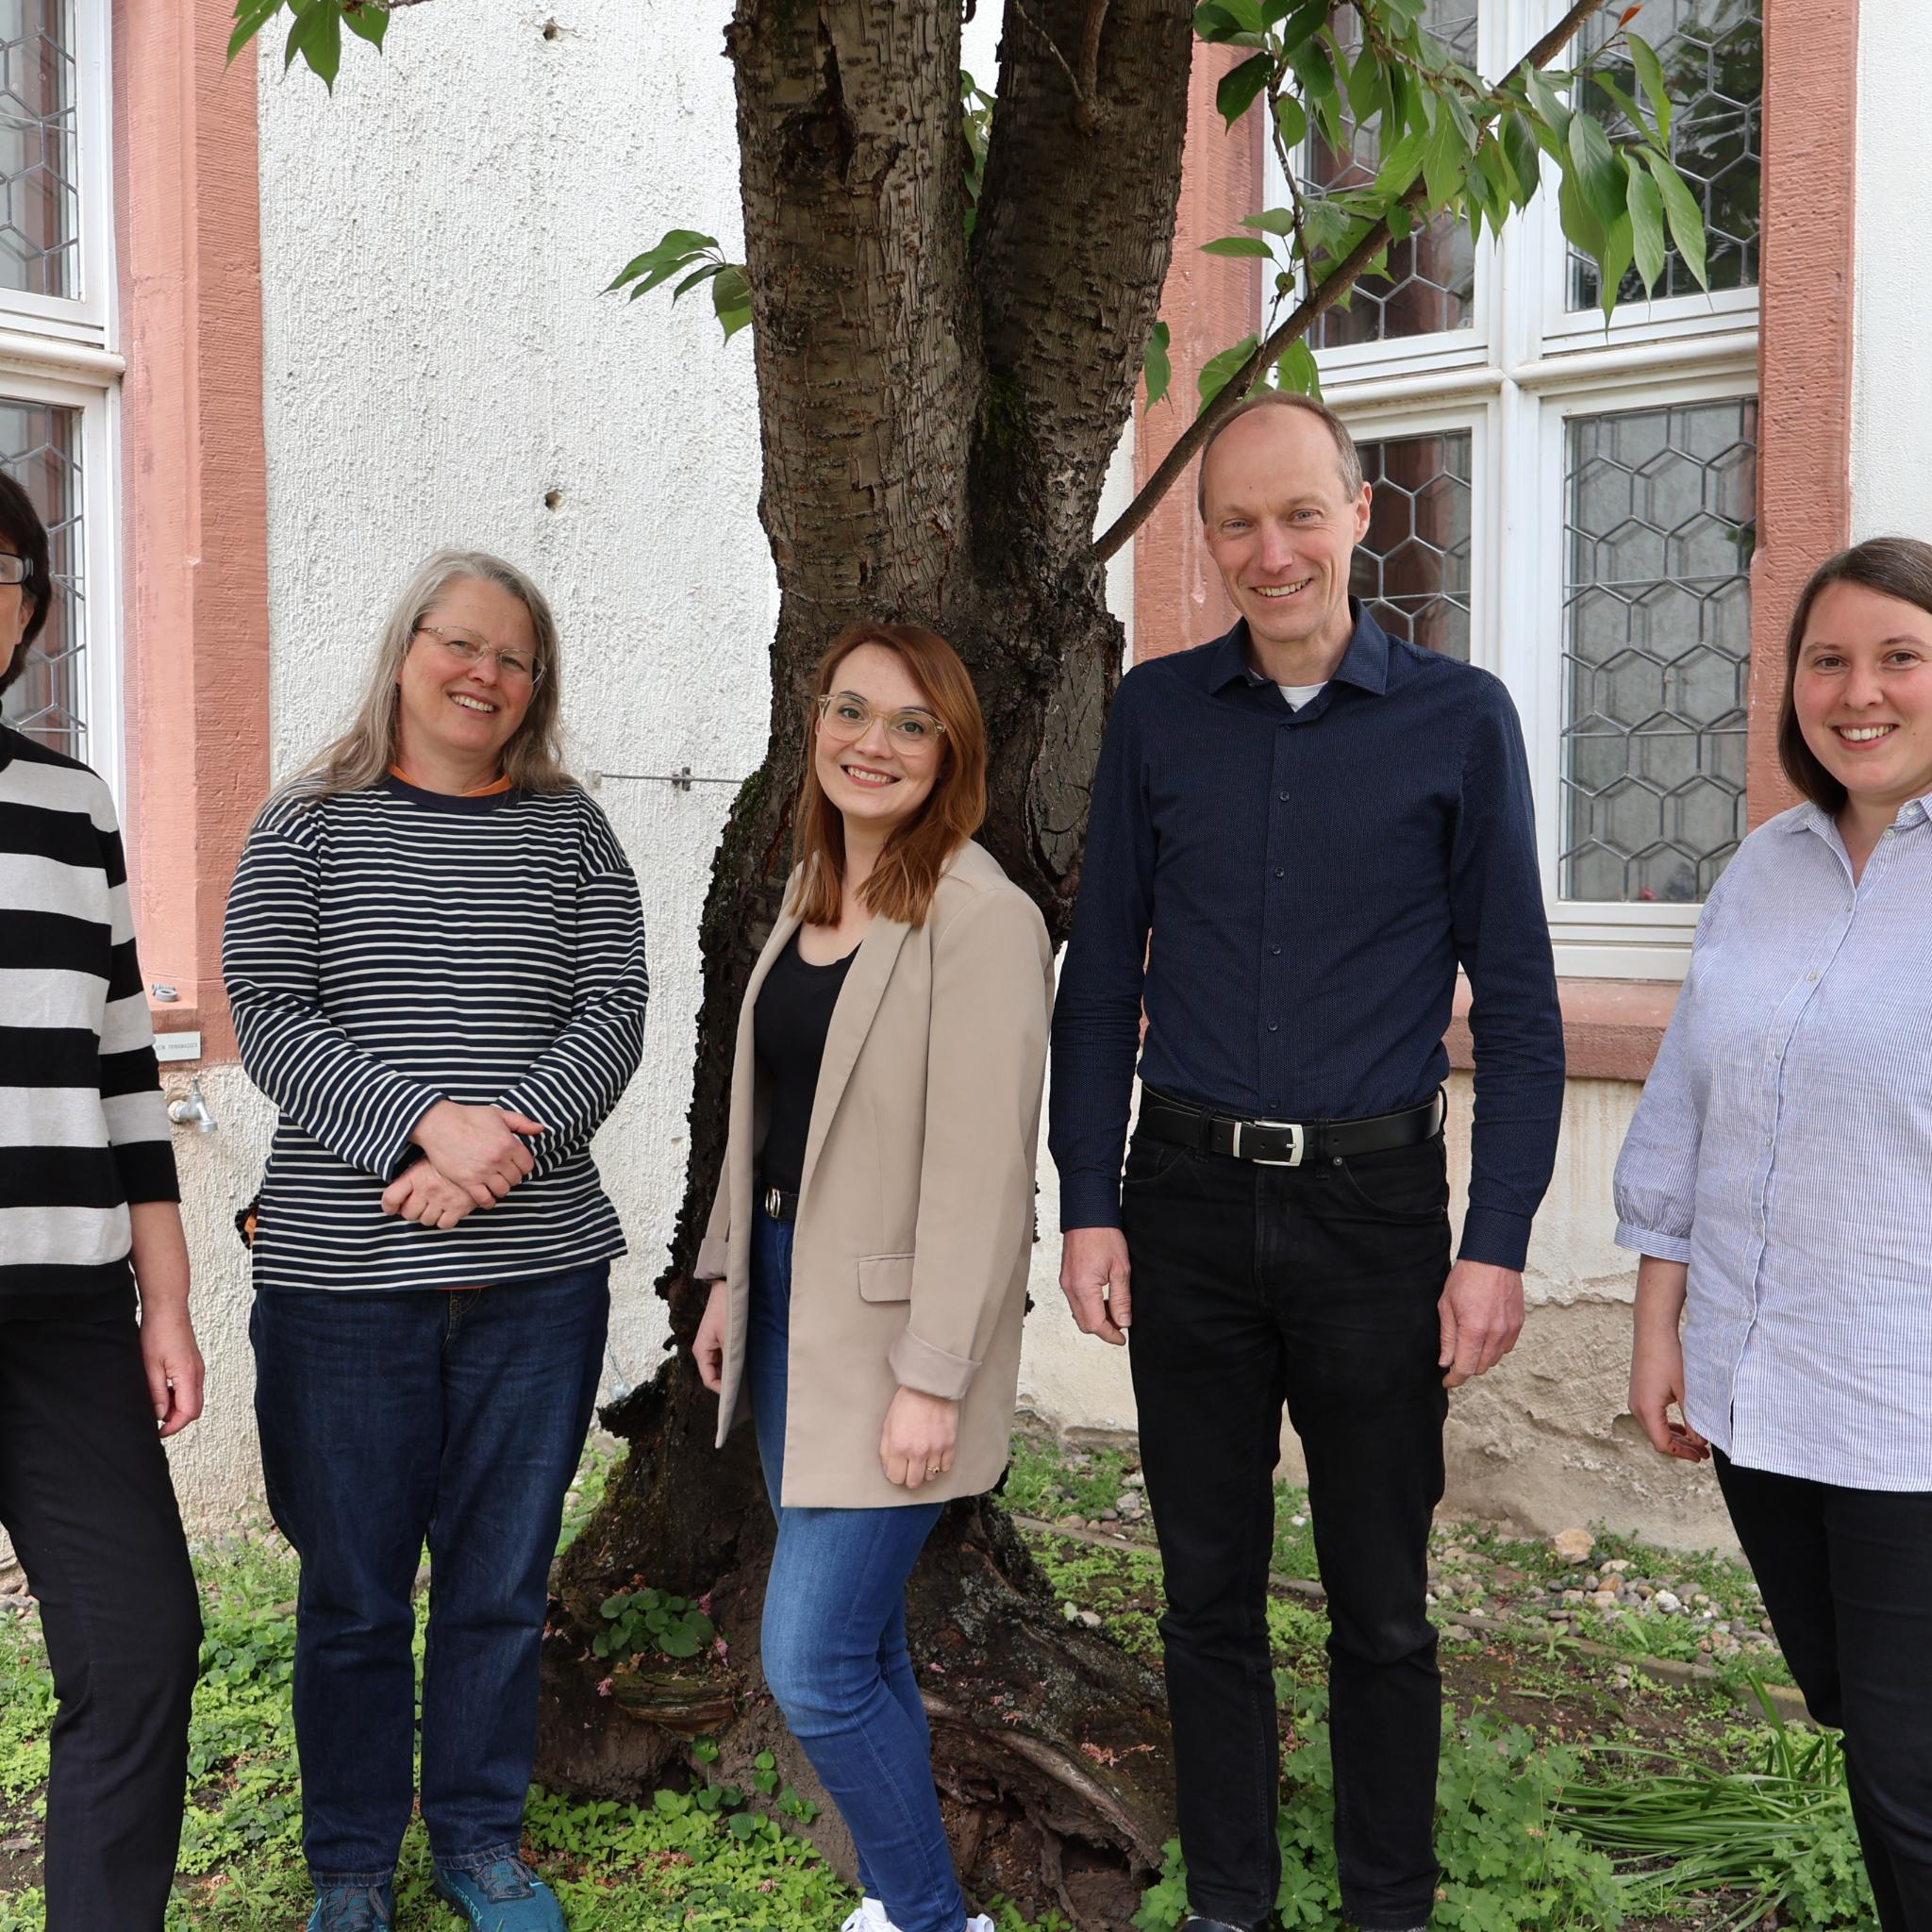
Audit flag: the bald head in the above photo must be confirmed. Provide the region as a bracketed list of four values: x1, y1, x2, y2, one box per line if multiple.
[1197, 390, 1362, 521]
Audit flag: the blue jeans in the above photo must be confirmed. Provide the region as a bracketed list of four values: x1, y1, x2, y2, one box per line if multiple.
[251, 1264, 609, 1885]
[747, 1208, 963, 1932]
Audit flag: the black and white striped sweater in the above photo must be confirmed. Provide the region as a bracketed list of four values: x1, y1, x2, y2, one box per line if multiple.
[0, 724, 179, 1316]
[222, 776, 648, 1291]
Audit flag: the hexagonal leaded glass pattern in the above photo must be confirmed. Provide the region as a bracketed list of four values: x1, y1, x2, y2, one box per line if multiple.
[1307, 1, 1478, 349]
[1570, 0, 1760, 311]
[0, 398, 84, 760]
[1352, 431, 1472, 659]
[0, 0, 78, 299]
[1561, 396, 1756, 904]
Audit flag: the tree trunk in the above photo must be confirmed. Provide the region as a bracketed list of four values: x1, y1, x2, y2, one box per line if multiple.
[536, 2, 1195, 1919]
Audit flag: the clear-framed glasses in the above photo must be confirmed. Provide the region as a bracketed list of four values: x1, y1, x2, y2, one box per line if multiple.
[0, 554, 31, 587]
[412, 624, 543, 687]
[816, 691, 946, 750]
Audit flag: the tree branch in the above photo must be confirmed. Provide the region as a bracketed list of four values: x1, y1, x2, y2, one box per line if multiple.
[1091, 0, 1607, 565]
[1010, 0, 1112, 131]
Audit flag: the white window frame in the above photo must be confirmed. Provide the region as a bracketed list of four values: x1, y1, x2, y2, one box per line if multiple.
[0, 0, 123, 796]
[1262, 0, 1760, 978]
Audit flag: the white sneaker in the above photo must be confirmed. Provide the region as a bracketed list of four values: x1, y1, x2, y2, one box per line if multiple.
[963, 1917, 996, 1931]
[839, 1902, 891, 1932]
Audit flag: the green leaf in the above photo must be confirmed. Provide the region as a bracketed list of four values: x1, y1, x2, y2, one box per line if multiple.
[1374, 127, 1427, 197]
[1644, 148, 1708, 289]
[1422, 109, 1466, 208]
[1589, 70, 1653, 141]
[1192, 1, 1245, 42]
[1596, 211, 1633, 321]
[1557, 168, 1606, 261]
[672, 261, 727, 301]
[1274, 338, 1320, 397]
[1567, 112, 1625, 233]
[1196, 332, 1260, 412]
[1501, 111, 1541, 206]
[608, 229, 720, 292]
[283, 2, 341, 89]
[341, 2, 387, 48]
[1474, 134, 1520, 212]
[1623, 151, 1666, 293]
[712, 265, 753, 340]
[1521, 60, 1572, 142]
[1217, 53, 1274, 126]
[726, 1811, 760, 1840]
[1345, 45, 1381, 125]
[226, 0, 285, 64]
[1627, 33, 1673, 142]
[1201, 234, 1274, 258]
[1142, 320, 1172, 409]
[755, 1751, 777, 1771]
[1273, 92, 1307, 149]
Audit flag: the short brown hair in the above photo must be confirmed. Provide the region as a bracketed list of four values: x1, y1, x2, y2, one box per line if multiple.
[1196, 389, 1364, 519]
[791, 620, 989, 929]
[1776, 536, 1932, 812]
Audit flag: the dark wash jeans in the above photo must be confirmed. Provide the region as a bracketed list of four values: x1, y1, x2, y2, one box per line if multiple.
[0, 1309, 201, 1929]
[1714, 1451, 1932, 1932]
[1123, 1130, 1451, 1932]
[251, 1264, 609, 1885]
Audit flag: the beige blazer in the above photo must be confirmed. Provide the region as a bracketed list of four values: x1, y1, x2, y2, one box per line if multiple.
[695, 841, 1053, 1508]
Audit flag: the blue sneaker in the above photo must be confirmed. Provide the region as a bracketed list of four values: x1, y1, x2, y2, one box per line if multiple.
[434, 1856, 568, 1931]
[307, 1883, 394, 1932]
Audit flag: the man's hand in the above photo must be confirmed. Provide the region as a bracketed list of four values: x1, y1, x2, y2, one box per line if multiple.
[381, 1161, 482, 1230]
[692, 1281, 728, 1393]
[879, 1388, 959, 1490]
[1437, 1259, 1524, 1388]
[410, 1099, 546, 1206]
[1059, 1226, 1132, 1345]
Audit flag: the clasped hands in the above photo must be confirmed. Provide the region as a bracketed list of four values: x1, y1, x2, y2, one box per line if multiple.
[379, 1098, 547, 1228]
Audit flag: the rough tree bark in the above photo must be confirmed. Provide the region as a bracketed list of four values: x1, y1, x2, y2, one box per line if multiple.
[535, 1, 1197, 1922]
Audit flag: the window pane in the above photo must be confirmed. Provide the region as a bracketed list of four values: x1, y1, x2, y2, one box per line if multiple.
[1306, 1, 1478, 349]
[1569, 0, 1760, 311]
[0, 397, 85, 760]
[0, 0, 78, 299]
[1561, 397, 1756, 904]
[1352, 431, 1472, 660]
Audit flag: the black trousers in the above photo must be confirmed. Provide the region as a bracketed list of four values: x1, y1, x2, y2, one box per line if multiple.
[0, 1310, 202, 1929]
[1124, 1131, 1450, 1932]
[1714, 1451, 1932, 1932]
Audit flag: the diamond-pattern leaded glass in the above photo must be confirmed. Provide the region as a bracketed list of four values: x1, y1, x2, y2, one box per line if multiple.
[1561, 397, 1756, 904]
[1307, 0, 1479, 349]
[0, 398, 84, 760]
[1570, 0, 1760, 311]
[0, 0, 78, 298]
[1352, 431, 1472, 659]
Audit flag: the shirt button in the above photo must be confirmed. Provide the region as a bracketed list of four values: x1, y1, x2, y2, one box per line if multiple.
[1273, 866, 1285, 878]
[1268, 1021, 1279, 1033]
[1271, 944, 1282, 957]
[1806, 970, 1819, 981]
[1883, 827, 1897, 840]
[1278, 791, 1291, 802]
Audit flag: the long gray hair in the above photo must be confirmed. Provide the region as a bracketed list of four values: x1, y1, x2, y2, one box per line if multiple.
[280, 548, 575, 801]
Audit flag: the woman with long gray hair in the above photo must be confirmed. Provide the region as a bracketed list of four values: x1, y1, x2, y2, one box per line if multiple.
[223, 550, 648, 1932]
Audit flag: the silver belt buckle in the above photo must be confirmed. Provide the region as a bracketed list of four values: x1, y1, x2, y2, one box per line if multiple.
[1233, 1118, 1305, 1167]
[765, 1187, 784, 1218]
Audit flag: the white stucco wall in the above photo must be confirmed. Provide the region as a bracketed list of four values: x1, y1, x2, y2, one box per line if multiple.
[1851, 0, 1932, 540]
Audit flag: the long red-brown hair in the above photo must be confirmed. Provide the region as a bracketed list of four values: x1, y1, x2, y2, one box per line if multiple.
[791, 621, 988, 928]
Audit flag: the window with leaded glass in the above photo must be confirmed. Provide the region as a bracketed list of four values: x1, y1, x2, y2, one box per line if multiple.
[1570, 0, 1761, 311]
[0, 398, 84, 759]
[1560, 397, 1756, 905]
[1304, 0, 1479, 349]
[1352, 431, 1472, 660]
[0, 0, 78, 299]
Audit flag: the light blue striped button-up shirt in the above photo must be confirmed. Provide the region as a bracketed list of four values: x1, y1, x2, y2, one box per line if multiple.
[1613, 792, 1932, 1491]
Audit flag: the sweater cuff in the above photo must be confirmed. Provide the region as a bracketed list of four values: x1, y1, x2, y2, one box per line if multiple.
[889, 1328, 979, 1402]
[1613, 1220, 1692, 1264]
[1457, 1206, 1531, 1273]
[1057, 1173, 1124, 1235]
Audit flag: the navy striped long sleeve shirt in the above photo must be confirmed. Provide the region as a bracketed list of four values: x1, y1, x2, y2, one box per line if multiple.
[1049, 608, 1564, 1271]
[223, 775, 647, 1291]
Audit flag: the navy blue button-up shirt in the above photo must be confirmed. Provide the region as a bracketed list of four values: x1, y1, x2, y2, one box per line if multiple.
[1049, 605, 1564, 1270]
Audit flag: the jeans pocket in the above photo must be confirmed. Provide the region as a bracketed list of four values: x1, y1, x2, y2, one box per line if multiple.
[1325, 1141, 1450, 1224]
[1122, 1137, 1192, 1190]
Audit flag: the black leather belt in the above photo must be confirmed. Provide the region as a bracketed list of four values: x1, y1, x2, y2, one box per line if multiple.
[758, 1183, 800, 1223]
[1137, 1087, 1445, 1168]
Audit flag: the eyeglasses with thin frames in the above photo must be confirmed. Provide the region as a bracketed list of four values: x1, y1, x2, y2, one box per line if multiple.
[816, 691, 945, 751]
[412, 624, 543, 687]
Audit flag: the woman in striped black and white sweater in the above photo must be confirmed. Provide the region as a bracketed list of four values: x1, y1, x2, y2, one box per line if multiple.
[0, 469, 203, 1931]
[223, 550, 648, 1932]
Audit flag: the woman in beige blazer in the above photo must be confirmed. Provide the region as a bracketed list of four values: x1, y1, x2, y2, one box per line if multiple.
[692, 619, 1052, 1932]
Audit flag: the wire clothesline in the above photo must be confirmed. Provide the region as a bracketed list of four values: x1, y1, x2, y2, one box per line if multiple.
[592, 767, 748, 792]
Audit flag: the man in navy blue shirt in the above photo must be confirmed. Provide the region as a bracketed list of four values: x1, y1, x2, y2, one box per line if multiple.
[1050, 392, 1563, 1932]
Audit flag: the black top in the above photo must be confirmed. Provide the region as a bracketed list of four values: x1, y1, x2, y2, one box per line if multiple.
[754, 930, 858, 1193]
[1049, 603, 1563, 1271]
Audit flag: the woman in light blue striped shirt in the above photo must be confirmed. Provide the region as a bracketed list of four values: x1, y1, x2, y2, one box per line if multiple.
[1615, 536, 1932, 1932]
